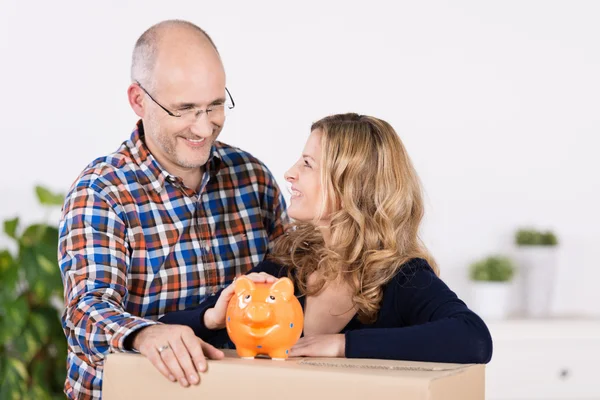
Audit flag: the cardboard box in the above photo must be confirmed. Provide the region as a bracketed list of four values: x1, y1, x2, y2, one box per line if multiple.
[103, 350, 485, 399]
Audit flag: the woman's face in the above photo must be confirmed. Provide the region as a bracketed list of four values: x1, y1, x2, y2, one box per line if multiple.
[284, 129, 331, 224]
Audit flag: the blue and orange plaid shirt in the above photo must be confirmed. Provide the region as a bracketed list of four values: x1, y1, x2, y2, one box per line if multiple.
[58, 121, 287, 399]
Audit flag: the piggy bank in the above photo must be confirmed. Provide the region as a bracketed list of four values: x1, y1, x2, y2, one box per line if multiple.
[226, 276, 303, 360]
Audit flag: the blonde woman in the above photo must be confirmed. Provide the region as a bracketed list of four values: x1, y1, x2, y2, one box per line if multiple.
[160, 113, 492, 367]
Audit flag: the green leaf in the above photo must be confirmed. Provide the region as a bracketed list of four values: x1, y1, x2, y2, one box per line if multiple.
[14, 326, 41, 364]
[0, 250, 19, 306]
[4, 217, 19, 239]
[469, 256, 515, 282]
[37, 254, 56, 275]
[36, 306, 63, 339]
[0, 296, 29, 345]
[35, 186, 64, 207]
[0, 249, 15, 274]
[28, 311, 51, 344]
[0, 357, 28, 400]
[19, 226, 62, 304]
[27, 384, 53, 400]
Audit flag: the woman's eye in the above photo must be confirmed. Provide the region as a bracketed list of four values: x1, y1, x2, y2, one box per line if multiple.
[303, 160, 312, 168]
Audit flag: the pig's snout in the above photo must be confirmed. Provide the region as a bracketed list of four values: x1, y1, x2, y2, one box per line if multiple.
[244, 303, 274, 325]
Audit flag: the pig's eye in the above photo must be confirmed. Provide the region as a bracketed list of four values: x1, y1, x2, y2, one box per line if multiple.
[266, 295, 276, 303]
[244, 294, 252, 302]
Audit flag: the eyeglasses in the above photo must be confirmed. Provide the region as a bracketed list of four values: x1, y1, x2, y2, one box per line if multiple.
[136, 81, 235, 123]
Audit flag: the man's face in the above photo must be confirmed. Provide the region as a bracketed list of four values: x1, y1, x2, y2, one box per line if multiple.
[143, 44, 227, 171]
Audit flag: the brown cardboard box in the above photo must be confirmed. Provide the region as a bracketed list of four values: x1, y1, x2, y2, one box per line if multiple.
[103, 350, 485, 399]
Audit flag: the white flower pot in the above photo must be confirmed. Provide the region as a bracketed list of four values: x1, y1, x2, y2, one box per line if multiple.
[514, 246, 558, 317]
[470, 282, 512, 320]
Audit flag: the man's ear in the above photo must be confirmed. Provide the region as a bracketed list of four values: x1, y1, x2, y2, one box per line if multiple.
[270, 277, 294, 301]
[234, 276, 255, 296]
[127, 83, 146, 118]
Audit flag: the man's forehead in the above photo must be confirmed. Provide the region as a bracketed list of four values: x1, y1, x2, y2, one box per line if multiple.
[152, 65, 225, 100]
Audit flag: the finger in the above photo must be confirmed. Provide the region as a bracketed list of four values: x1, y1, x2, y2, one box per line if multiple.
[245, 273, 265, 282]
[182, 331, 208, 373]
[246, 272, 276, 283]
[220, 284, 236, 302]
[259, 272, 277, 283]
[201, 340, 225, 360]
[145, 347, 176, 382]
[171, 337, 199, 386]
[293, 337, 309, 346]
[288, 345, 308, 357]
[160, 342, 189, 387]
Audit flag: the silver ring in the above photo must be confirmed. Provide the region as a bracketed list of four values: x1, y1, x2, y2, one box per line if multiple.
[157, 344, 170, 354]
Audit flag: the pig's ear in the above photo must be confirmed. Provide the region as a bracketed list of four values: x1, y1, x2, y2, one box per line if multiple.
[234, 276, 255, 296]
[271, 277, 294, 301]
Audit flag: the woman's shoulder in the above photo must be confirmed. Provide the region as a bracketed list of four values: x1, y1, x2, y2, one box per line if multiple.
[389, 257, 438, 287]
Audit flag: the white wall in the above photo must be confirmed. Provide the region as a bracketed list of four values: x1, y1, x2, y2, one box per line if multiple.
[1, 0, 598, 316]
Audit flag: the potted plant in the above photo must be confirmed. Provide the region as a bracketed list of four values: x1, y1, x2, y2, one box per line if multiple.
[0, 186, 66, 399]
[469, 255, 515, 320]
[514, 228, 559, 317]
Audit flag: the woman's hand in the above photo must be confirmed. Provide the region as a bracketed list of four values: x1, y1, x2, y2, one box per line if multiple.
[203, 272, 278, 330]
[289, 334, 346, 358]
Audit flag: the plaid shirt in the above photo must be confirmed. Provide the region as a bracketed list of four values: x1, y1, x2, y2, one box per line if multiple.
[58, 121, 287, 399]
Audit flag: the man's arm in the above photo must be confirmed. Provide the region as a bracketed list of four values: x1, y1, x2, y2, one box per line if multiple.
[59, 182, 223, 388]
[59, 183, 157, 364]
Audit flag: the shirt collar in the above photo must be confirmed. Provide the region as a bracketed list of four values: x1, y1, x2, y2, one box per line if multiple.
[127, 120, 225, 193]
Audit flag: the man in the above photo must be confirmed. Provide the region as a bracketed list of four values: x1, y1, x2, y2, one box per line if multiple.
[58, 20, 287, 399]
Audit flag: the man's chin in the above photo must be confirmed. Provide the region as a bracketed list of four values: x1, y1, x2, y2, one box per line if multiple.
[176, 159, 210, 169]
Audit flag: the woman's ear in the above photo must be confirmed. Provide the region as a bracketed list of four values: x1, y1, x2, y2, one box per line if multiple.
[234, 276, 255, 296]
[270, 277, 294, 301]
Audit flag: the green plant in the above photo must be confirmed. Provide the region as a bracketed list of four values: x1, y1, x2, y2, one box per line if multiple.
[515, 228, 558, 246]
[0, 186, 66, 400]
[469, 255, 515, 282]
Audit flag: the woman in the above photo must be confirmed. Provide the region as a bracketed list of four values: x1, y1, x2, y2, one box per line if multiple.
[160, 113, 492, 363]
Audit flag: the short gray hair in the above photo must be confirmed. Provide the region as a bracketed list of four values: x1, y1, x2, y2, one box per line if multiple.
[130, 20, 218, 91]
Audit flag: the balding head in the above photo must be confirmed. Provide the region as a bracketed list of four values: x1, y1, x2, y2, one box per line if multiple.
[127, 20, 227, 181]
[131, 20, 220, 91]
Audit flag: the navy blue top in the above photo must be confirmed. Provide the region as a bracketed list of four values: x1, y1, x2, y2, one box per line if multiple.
[159, 258, 493, 364]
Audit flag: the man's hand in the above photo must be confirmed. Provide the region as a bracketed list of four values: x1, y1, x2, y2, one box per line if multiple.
[203, 272, 279, 330]
[132, 324, 224, 387]
[289, 334, 346, 358]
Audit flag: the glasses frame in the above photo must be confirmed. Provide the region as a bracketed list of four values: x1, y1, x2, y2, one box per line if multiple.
[135, 80, 235, 119]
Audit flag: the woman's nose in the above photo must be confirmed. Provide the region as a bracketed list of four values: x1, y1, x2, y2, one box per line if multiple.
[284, 167, 297, 182]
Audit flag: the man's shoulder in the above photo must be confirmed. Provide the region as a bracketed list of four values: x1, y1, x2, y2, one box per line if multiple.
[67, 142, 138, 197]
[214, 142, 272, 175]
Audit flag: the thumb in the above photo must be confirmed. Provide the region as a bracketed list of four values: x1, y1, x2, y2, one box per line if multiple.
[216, 284, 235, 309]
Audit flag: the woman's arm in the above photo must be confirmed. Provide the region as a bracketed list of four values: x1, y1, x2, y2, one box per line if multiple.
[344, 259, 493, 364]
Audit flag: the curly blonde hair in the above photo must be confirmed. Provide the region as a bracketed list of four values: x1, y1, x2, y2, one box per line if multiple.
[269, 113, 438, 324]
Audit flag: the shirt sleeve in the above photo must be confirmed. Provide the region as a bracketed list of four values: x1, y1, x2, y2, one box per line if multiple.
[258, 164, 289, 250]
[158, 260, 286, 345]
[344, 259, 493, 364]
[59, 183, 158, 366]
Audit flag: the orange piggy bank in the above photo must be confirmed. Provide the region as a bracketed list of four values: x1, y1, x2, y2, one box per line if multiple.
[226, 276, 303, 360]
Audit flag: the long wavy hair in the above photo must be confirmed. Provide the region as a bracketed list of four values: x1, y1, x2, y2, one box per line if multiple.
[270, 113, 438, 324]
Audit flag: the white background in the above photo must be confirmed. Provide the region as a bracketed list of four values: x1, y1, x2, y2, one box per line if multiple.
[1, 0, 598, 316]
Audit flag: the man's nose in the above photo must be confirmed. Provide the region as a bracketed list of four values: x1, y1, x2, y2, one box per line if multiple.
[189, 113, 213, 137]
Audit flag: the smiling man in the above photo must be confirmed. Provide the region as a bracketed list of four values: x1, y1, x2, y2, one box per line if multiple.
[58, 20, 287, 400]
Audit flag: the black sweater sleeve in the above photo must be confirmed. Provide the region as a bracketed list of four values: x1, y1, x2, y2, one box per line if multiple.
[158, 260, 286, 345]
[344, 259, 493, 364]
